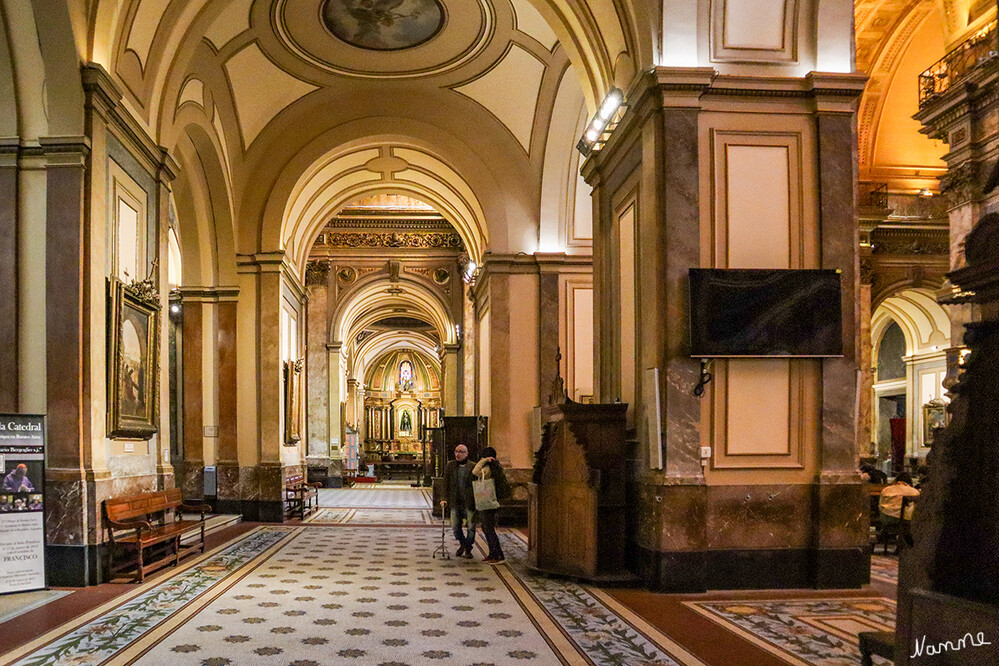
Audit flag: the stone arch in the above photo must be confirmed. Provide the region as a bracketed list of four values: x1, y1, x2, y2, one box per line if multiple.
[872, 287, 952, 357]
[332, 277, 458, 346]
[170, 120, 237, 287]
[278, 142, 490, 276]
[2, 0, 84, 139]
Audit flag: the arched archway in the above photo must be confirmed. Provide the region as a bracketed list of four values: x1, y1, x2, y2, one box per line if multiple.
[870, 288, 953, 468]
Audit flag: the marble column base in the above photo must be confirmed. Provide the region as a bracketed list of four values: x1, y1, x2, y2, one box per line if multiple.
[173, 461, 205, 500]
[213, 462, 241, 511]
[630, 481, 869, 591]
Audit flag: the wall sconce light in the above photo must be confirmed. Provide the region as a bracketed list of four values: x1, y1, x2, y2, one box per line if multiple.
[919, 188, 933, 197]
[461, 258, 479, 285]
[576, 87, 625, 157]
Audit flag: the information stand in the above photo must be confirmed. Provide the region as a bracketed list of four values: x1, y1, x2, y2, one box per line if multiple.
[0, 415, 46, 594]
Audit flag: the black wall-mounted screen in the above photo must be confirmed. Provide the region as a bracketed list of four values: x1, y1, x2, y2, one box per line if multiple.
[689, 269, 843, 357]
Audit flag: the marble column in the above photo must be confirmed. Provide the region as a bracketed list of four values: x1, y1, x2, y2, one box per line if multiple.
[234, 254, 288, 521]
[328, 342, 343, 456]
[179, 298, 205, 499]
[462, 281, 475, 415]
[155, 155, 177, 491]
[215, 297, 239, 512]
[812, 80, 868, 588]
[858, 281, 874, 456]
[538, 271, 560, 404]
[581, 69, 713, 592]
[305, 263, 331, 483]
[43, 138, 94, 586]
[0, 142, 17, 412]
[442, 343, 460, 414]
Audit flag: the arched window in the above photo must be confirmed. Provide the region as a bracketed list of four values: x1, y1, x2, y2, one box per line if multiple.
[399, 360, 414, 384]
[878, 321, 906, 381]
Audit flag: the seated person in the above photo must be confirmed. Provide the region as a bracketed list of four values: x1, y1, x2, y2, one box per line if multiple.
[879, 472, 920, 524]
[860, 463, 887, 484]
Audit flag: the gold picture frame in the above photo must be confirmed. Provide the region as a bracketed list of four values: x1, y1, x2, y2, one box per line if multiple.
[284, 359, 303, 445]
[107, 278, 160, 439]
[922, 398, 948, 447]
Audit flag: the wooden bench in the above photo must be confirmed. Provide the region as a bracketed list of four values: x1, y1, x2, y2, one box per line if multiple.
[104, 488, 211, 582]
[284, 474, 321, 519]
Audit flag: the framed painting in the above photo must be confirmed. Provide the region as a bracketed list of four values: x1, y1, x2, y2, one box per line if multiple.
[107, 278, 160, 439]
[284, 359, 303, 445]
[922, 398, 948, 446]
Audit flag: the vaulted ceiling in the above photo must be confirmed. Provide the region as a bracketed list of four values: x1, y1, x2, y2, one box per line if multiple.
[82, 0, 628, 270]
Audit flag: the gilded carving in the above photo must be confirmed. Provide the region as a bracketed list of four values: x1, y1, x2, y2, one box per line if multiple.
[305, 260, 331, 286]
[336, 266, 357, 283]
[316, 231, 463, 249]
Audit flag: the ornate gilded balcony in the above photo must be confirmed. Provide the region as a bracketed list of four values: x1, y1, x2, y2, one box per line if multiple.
[918, 20, 998, 108]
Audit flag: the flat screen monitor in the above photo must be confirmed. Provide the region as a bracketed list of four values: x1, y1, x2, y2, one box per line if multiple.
[688, 268, 843, 357]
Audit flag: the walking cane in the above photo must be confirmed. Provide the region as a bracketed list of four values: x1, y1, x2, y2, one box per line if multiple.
[432, 504, 450, 560]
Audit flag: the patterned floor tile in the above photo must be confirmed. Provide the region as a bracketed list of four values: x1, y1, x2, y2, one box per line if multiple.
[318, 488, 432, 509]
[684, 597, 896, 665]
[136, 527, 561, 665]
[305, 508, 435, 525]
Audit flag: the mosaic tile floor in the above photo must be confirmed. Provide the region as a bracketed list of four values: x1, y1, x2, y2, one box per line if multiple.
[318, 487, 432, 509]
[684, 597, 896, 666]
[4, 525, 700, 666]
[869, 555, 898, 584]
[304, 508, 435, 525]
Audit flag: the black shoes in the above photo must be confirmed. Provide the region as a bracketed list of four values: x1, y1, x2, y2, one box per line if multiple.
[455, 545, 467, 557]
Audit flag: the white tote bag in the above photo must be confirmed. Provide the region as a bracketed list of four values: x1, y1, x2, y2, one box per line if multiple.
[473, 477, 500, 510]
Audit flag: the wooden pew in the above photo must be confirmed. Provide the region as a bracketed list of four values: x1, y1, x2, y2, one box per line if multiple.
[103, 488, 211, 582]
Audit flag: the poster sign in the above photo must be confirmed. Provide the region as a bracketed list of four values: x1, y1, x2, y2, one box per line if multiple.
[0, 415, 46, 594]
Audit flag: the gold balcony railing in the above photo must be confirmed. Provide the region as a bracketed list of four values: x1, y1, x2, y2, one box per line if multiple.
[918, 20, 998, 108]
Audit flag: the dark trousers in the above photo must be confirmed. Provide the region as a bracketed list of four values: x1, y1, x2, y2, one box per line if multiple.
[480, 509, 503, 559]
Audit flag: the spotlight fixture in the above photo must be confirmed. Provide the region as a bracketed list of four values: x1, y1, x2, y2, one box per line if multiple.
[170, 304, 181, 314]
[576, 87, 625, 157]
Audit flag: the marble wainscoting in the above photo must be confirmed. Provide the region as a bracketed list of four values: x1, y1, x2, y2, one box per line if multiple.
[44, 471, 94, 587]
[631, 481, 869, 591]
[234, 463, 287, 522]
[630, 476, 708, 593]
[174, 461, 205, 501]
[213, 462, 241, 515]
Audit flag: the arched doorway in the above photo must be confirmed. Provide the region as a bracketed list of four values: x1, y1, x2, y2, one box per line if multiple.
[870, 288, 953, 473]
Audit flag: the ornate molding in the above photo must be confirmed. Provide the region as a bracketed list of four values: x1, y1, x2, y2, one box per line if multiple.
[315, 231, 464, 250]
[939, 161, 982, 208]
[305, 260, 331, 286]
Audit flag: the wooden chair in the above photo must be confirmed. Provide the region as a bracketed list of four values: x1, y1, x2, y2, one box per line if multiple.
[104, 488, 211, 582]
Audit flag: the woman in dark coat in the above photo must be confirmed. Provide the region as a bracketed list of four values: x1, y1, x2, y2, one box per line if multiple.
[472, 446, 508, 564]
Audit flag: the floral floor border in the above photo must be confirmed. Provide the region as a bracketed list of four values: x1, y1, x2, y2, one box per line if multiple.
[3, 525, 701, 666]
[4, 526, 294, 666]
[683, 597, 896, 666]
[304, 508, 435, 525]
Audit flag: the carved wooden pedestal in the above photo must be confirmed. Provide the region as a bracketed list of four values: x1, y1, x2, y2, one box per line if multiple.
[528, 400, 630, 581]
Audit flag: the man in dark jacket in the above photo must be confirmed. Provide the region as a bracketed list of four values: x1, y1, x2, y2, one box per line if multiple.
[440, 444, 477, 558]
